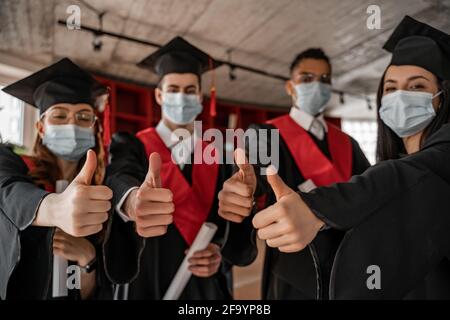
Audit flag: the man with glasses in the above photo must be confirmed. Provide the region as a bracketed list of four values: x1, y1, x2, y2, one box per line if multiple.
[217, 48, 371, 300]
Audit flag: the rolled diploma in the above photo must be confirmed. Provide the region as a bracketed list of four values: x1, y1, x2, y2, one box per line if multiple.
[52, 179, 69, 298]
[163, 222, 218, 300]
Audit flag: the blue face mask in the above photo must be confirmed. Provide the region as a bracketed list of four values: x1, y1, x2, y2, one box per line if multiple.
[379, 90, 442, 138]
[293, 81, 332, 116]
[162, 92, 203, 125]
[42, 124, 96, 162]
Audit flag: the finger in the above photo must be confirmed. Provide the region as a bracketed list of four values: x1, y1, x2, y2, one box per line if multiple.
[252, 205, 279, 229]
[257, 222, 288, 240]
[52, 239, 65, 248]
[189, 255, 221, 266]
[234, 148, 255, 186]
[218, 190, 253, 208]
[266, 234, 296, 249]
[219, 201, 252, 217]
[136, 188, 173, 202]
[189, 266, 214, 274]
[82, 200, 111, 213]
[86, 185, 113, 200]
[266, 166, 293, 201]
[144, 152, 162, 188]
[191, 249, 215, 259]
[279, 243, 306, 253]
[136, 225, 168, 238]
[73, 150, 97, 185]
[53, 247, 65, 257]
[78, 224, 103, 237]
[135, 202, 175, 216]
[223, 178, 253, 197]
[218, 210, 245, 223]
[135, 214, 173, 228]
[53, 233, 70, 242]
[78, 212, 109, 226]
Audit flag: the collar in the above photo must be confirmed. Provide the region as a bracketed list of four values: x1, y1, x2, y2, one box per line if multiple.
[156, 120, 197, 168]
[289, 107, 328, 140]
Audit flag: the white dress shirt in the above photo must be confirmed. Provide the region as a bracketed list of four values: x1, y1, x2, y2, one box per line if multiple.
[289, 107, 328, 141]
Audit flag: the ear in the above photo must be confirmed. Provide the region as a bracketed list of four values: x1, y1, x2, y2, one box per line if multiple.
[155, 87, 163, 106]
[36, 120, 45, 138]
[285, 80, 294, 97]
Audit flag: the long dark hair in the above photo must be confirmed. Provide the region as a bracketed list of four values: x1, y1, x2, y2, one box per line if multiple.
[376, 70, 450, 162]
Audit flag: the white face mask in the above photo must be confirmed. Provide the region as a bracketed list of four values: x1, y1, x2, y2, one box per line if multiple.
[161, 92, 203, 125]
[42, 124, 95, 162]
[379, 90, 442, 138]
[292, 81, 332, 116]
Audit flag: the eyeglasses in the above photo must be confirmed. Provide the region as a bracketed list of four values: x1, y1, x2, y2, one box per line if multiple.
[41, 108, 97, 128]
[293, 72, 332, 84]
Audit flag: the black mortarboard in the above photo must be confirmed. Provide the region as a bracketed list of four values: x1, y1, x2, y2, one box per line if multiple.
[383, 15, 450, 80]
[137, 36, 221, 79]
[2, 58, 103, 113]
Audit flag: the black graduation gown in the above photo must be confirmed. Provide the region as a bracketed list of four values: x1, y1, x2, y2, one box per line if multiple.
[0, 145, 53, 300]
[247, 123, 370, 300]
[0, 145, 112, 300]
[103, 132, 257, 300]
[301, 123, 450, 299]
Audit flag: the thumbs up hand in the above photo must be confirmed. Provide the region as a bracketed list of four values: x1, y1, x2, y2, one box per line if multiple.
[35, 150, 112, 237]
[123, 152, 174, 238]
[252, 167, 325, 253]
[218, 149, 257, 223]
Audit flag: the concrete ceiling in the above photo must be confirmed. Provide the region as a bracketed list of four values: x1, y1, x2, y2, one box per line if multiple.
[1, 0, 450, 119]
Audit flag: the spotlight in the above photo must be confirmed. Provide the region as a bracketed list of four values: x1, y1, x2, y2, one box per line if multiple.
[339, 92, 345, 105]
[92, 34, 103, 52]
[229, 66, 237, 81]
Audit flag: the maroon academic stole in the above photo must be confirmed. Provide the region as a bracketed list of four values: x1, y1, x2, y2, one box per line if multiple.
[136, 128, 219, 246]
[267, 115, 353, 187]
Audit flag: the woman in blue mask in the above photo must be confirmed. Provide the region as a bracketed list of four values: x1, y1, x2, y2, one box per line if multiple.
[0, 58, 112, 300]
[225, 16, 450, 299]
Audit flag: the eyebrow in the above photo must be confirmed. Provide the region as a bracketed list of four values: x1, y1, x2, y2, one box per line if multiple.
[384, 75, 431, 84]
[51, 106, 93, 113]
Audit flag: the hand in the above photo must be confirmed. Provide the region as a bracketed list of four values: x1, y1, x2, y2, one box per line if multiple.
[35, 150, 112, 237]
[218, 149, 256, 223]
[53, 228, 96, 267]
[188, 243, 222, 278]
[123, 152, 174, 238]
[252, 167, 325, 253]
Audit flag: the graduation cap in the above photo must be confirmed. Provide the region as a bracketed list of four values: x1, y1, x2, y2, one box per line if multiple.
[383, 15, 450, 80]
[2, 58, 104, 113]
[137, 36, 222, 116]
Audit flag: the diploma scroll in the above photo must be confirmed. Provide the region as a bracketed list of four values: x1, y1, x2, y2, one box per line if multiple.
[52, 179, 69, 298]
[163, 222, 218, 300]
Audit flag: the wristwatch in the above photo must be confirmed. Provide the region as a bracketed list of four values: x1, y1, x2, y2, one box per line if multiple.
[79, 256, 98, 274]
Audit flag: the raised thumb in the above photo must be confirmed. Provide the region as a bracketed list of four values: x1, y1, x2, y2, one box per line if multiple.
[234, 148, 254, 184]
[144, 152, 162, 188]
[73, 149, 97, 185]
[266, 166, 292, 201]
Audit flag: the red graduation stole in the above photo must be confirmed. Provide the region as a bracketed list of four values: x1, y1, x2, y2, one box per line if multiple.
[267, 115, 352, 187]
[21, 155, 55, 192]
[136, 128, 219, 245]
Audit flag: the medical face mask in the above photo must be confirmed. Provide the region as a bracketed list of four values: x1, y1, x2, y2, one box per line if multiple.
[379, 90, 442, 138]
[293, 81, 332, 116]
[161, 92, 203, 125]
[42, 124, 96, 162]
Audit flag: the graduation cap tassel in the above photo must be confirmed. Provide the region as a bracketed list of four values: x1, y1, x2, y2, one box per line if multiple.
[209, 57, 217, 118]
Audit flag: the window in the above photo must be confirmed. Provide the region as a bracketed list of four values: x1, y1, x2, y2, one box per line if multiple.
[342, 120, 378, 165]
[0, 86, 25, 146]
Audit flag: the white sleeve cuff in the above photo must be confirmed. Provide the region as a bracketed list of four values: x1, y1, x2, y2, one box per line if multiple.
[116, 187, 139, 222]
